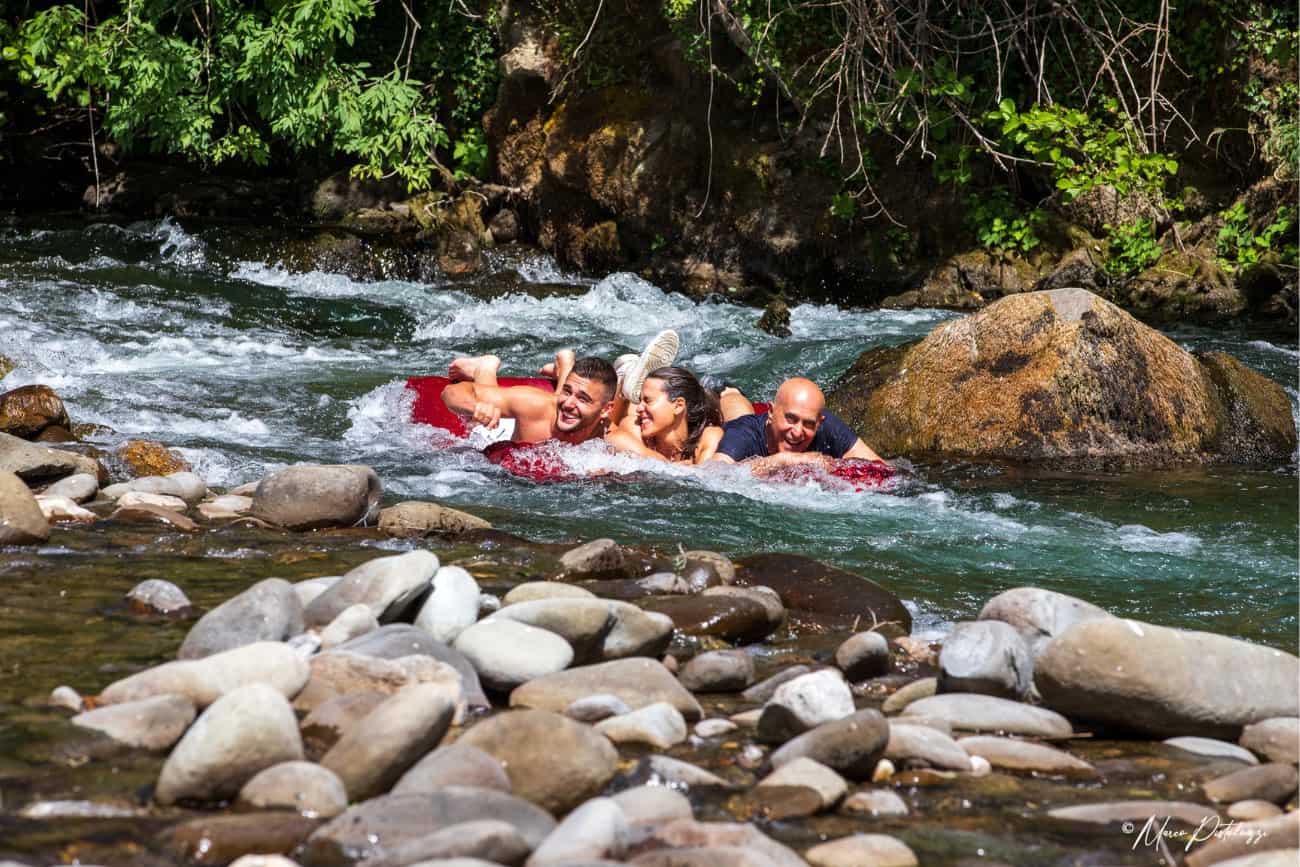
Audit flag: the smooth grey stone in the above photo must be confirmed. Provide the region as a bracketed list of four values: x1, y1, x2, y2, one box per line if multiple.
[694, 718, 738, 738]
[769, 709, 891, 780]
[251, 463, 381, 530]
[938, 620, 1034, 700]
[904, 693, 1074, 739]
[1035, 618, 1300, 738]
[179, 578, 304, 659]
[841, 789, 909, 817]
[511, 658, 703, 721]
[319, 604, 380, 650]
[757, 669, 854, 743]
[758, 757, 848, 808]
[238, 761, 348, 818]
[413, 566, 481, 644]
[1203, 764, 1300, 805]
[602, 602, 674, 660]
[957, 736, 1095, 775]
[458, 709, 618, 815]
[322, 683, 457, 801]
[805, 834, 918, 867]
[641, 755, 733, 789]
[100, 641, 310, 709]
[125, 579, 191, 614]
[527, 797, 628, 864]
[595, 702, 688, 750]
[885, 724, 971, 771]
[679, 650, 755, 693]
[42, 472, 98, 502]
[611, 785, 692, 828]
[337, 624, 489, 710]
[1165, 736, 1260, 765]
[72, 694, 195, 751]
[0, 432, 98, 484]
[48, 685, 83, 711]
[155, 683, 303, 805]
[305, 550, 438, 627]
[293, 576, 340, 608]
[502, 582, 596, 605]
[489, 598, 616, 663]
[1047, 800, 1221, 826]
[834, 632, 890, 681]
[130, 471, 207, 504]
[978, 586, 1112, 657]
[560, 538, 625, 577]
[454, 619, 573, 692]
[302, 788, 557, 864]
[392, 743, 510, 795]
[880, 677, 937, 714]
[293, 651, 462, 718]
[637, 818, 805, 867]
[565, 694, 632, 723]
[0, 469, 48, 544]
[1241, 718, 1300, 764]
[741, 665, 813, 704]
[357, 819, 530, 867]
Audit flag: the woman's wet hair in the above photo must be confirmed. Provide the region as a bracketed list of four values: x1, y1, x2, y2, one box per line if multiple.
[646, 366, 722, 459]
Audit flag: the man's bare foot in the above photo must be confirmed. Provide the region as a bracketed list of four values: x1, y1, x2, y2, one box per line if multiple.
[539, 348, 575, 380]
[448, 355, 499, 383]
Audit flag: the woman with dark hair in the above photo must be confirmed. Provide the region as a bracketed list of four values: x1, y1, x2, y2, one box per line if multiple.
[605, 366, 724, 464]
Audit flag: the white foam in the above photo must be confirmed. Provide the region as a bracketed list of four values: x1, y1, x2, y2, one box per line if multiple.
[1113, 524, 1202, 555]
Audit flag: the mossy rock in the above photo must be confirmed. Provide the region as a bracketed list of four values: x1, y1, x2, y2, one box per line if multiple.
[1122, 248, 1245, 323]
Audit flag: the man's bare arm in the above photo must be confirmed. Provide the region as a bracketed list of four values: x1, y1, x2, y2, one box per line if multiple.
[442, 382, 552, 424]
[843, 438, 886, 463]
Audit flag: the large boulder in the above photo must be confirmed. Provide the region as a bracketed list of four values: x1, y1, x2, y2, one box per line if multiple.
[0, 469, 50, 544]
[303, 550, 438, 627]
[734, 554, 911, 636]
[827, 288, 1297, 466]
[0, 432, 99, 484]
[977, 587, 1112, 658]
[938, 621, 1034, 700]
[251, 464, 382, 530]
[0, 385, 70, 439]
[178, 578, 304, 659]
[1035, 618, 1300, 738]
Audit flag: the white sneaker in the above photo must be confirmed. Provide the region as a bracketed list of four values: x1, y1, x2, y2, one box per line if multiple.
[621, 330, 679, 402]
[614, 354, 639, 383]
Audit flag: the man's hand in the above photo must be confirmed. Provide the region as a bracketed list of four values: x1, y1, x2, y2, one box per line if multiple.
[749, 450, 831, 477]
[472, 401, 502, 429]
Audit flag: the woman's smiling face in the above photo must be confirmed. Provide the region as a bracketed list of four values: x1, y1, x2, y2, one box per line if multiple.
[636, 376, 683, 440]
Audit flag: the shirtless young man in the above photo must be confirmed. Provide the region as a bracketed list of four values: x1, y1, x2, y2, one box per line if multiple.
[711, 377, 885, 474]
[441, 350, 618, 444]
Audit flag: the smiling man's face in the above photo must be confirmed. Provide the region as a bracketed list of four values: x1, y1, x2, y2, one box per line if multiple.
[553, 373, 613, 437]
[765, 378, 826, 453]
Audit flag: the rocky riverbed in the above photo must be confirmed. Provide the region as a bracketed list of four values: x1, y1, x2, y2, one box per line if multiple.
[0, 445, 1297, 866]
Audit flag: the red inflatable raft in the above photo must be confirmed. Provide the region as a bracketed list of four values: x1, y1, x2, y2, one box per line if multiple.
[405, 375, 895, 489]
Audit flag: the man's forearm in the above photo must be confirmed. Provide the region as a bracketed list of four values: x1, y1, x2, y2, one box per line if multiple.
[442, 381, 480, 416]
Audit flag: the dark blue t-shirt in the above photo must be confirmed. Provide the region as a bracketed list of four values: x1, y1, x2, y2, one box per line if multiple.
[717, 410, 860, 461]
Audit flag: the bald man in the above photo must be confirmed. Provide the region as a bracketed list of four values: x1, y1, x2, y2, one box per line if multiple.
[711, 378, 884, 469]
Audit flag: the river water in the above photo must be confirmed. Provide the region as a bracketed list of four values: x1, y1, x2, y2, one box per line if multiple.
[1, 217, 1297, 650]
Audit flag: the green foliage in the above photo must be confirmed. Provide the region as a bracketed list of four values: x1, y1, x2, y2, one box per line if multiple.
[829, 192, 857, 221]
[1216, 203, 1299, 273]
[966, 190, 1044, 255]
[453, 127, 489, 180]
[5, 0, 498, 190]
[1104, 220, 1162, 277]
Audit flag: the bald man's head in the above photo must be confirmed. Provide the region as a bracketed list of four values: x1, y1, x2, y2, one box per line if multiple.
[766, 377, 827, 453]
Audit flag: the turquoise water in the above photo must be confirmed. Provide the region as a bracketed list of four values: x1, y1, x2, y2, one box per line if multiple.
[1, 217, 1296, 648]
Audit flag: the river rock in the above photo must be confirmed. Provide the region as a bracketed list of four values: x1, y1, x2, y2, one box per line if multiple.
[567, 693, 633, 723]
[454, 618, 574, 691]
[109, 471, 207, 504]
[957, 736, 1094, 775]
[337, 624, 489, 710]
[512, 658, 704, 721]
[1165, 736, 1260, 765]
[414, 566, 482, 644]
[489, 597, 616, 661]
[637, 819, 805, 867]
[162, 812, 319, 864]
[294, 576, 341, 608]
[631, 848, 780, 867]
[48, 685, 83, 711]
[742, 665, 813, 704]
[198, 494, 254, 519]
[392, 743, 510, 795]
[757, 669, 855, 743]
[125, 580, 189, 616]
[35, 494, 96, 523]
[358, 819, 532, 867]
[835, 632, 891, 681]
[179, 578, 304, 659]
[842, 789, 909, 817]
[321, 683, 457, 800]
[640, 594, 774, 644]
[0, 384, 70, 438]
[1049, 800, 1222, 826]
[769, 709, 891, 780]
[116, 440, 191, 478]
[251, 464, 382, 530]
[701, 585, 786, 628]
[734, 553, 911, 635]
[1184, 811, 1300, 867]
[458, 709, 618, 814]
[938, 620, 1034, 700]
[1203, 764, 1299, 804]
[155, 683, 303, 805]
[300, 691, 387, 755]
[683, 550, 737, 585]
[378, 500, 491, 538]
[886, 724, 971, 771]
[613, 785, 693, 829]
[305, 550, 439, 627]
[1035, 618, 1300, 738]
[109, 502, 199, 531]
[0, 469, 49, 544]
[679, 650, 755, 693]
[293, 651, 463, 716]
[320, 604, 380, 649]
[71, 694, 196, 751]
[1227, 801, 1284, 822]
[118, 490, 188, 511]
[641, 755, 733, 789]
[825, 287, 1297, 465]
[603, 601, 675, 659]
[977, 586, 1112, 657]
[42, 472, 97, 502]
[595, 702, 688, 749]
[503, 581, 597, 605]
[0, 432, 98, 483]
[528, 797, 628, 865]
[758, 758, 847, 810]
[881, 677, 937, 714]
[695, 718, 738, 738]
[560, 538, 625, 577]
[904, 693, 1074, 738]
[1207, 850, 1300, 867]
[239, 761, 349, 818]
[302, 788, 558, 864]
[100, 641, 310, 708]
[805, 834, 918, 867]
[1241, 718, 1300, 764]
